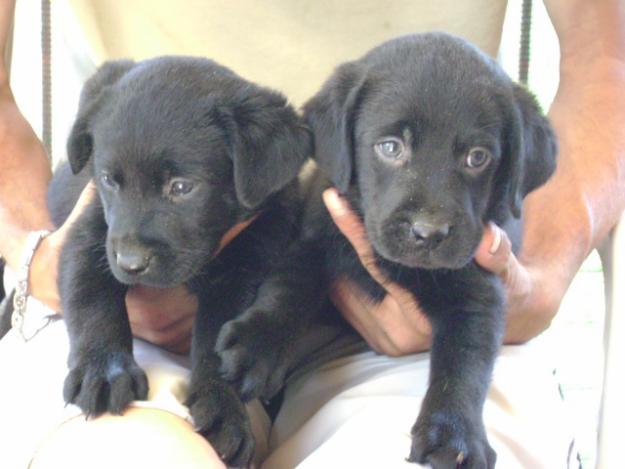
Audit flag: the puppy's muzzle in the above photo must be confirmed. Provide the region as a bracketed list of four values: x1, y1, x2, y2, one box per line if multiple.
[116, 249, 152, 275]
[410, 219, 451, 249]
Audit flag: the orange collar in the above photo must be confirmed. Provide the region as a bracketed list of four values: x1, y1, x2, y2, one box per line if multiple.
[214, 214, 259, 257]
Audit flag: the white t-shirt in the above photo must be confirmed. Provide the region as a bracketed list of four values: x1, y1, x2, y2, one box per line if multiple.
[67, 0, 508, 106]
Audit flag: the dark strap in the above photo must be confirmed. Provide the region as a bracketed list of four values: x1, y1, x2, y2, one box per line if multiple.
[518, 0, 532, 85]
[41, 0, 52, 161]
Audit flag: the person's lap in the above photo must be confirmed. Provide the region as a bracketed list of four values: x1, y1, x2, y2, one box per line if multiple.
[266, 345, 575, 468]
[0, 297, 269, 468]
[0, 296, 574, 468]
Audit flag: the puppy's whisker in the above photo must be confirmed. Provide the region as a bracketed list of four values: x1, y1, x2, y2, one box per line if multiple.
[473, 122, 500, 132]
[95, 252, 113, 276]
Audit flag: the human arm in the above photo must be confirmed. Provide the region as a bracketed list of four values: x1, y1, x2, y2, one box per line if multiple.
[0, 0, 54, 271]
[325, 0, 625, 353]
[505, 0, 625, 341]
[0, 1, 196, 352]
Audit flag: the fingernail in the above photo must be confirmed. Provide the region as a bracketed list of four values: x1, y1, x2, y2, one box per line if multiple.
[323, 189, 347, 216]
[488, 224, 502, 255]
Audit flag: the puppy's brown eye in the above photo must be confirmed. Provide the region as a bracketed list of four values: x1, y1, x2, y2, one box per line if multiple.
[169, 179, 195, 197]
[100, 173, 118, 190]
[375, 138, 405, 160]
[465, 147, 492, 170]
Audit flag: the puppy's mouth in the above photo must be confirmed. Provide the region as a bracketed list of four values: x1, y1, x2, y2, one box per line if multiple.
[371, 219, 475, 270]
[107, 217, 260, 287]
[109, 249, 209, 288]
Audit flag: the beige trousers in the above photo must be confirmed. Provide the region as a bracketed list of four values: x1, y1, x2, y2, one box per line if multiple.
[0, 296, 574, 469]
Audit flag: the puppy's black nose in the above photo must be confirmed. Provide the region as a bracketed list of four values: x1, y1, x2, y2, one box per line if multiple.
[411, 221, 450, 248]
[116, 251, 151, 275]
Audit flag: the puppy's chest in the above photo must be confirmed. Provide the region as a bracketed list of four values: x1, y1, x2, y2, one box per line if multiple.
[190, 204, 297, 295]
[329, 236, 502, 317]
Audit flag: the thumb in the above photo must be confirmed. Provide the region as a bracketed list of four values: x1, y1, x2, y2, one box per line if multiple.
[474, 223, 531, 296]
[322, 188, 369, 250]
[323, 187, 391, 286]
[474, 222, 512, 275]
[57, 180, 97, 235]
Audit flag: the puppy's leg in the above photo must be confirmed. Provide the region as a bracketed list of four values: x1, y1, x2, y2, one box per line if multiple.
[216, 241, 327, 402]
[409, 269, 503, 469]
[186, 286, 257, 468]
[61, 201, 147, 417]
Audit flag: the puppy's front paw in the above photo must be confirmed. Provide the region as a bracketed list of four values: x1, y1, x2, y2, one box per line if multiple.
[408, 411, 496, 469]
[216, 314, 288, 401]
[187, 381, 255, 468]
[63, 350, 148, 417]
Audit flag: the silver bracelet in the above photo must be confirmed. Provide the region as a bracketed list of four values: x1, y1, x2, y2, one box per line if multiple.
[12, 230, 52, 341]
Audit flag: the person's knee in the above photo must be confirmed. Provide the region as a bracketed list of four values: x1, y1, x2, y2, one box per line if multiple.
[30, 408, 226, 469]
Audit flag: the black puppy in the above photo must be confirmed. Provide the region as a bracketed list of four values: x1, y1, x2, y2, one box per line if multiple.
[222, 33, 557, 468]
[49, 56, 311, 467]
[304, 33, 556, 468]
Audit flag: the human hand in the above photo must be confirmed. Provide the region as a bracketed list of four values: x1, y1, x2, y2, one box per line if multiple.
[28, 181, 97, 312]
[126, 285, 197, 354]
[323, 188, 556, 356]
[28, 181, 197, 353]
[323, 188, 431, 356]
[472, 220, 558, 344]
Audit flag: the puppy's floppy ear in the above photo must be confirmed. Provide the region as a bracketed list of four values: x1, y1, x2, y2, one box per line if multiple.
[224, 91, 312, 209]
[303, 62, 368, 193]
[67, 60, 135, 174]
[499, 84, 557, 217]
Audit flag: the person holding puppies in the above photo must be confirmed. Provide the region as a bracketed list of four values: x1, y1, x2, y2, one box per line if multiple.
[0, 1, 623, 468]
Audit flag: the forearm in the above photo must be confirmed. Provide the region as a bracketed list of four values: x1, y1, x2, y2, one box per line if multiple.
[525, 1, 625, 269]
[0, 84, 54, 271]
[0, 0, 54, 270]
[506, 0, 625, 340]
[0, 0, 16, 85]
[541, 0, 625, 239]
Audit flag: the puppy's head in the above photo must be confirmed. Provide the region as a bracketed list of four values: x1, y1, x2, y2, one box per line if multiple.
[305, 33, 556, 269]
[68, 57, 311, 287]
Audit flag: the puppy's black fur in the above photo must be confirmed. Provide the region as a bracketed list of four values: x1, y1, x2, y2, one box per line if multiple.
[223, 33, 557, 469]
[48, 57, 311, 467]
[307, 33, 556, 468]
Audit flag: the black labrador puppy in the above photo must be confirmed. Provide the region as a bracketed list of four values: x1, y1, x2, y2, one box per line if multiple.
[221, 33, 557, 469]
[305, 32, 557, 468]
[48, 56, 310, 467]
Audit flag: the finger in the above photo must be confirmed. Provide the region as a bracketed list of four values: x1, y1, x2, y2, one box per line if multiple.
[29, 181, 98, 313]
[126, 285, 197, 350]
[323, 188, 394, 290]
[384, 294, 433, 338]
[130, 312, 195, 352]
[474, 222, 513, 275]
[324, 188, 432, 338]
[166, 336, 192, 355]
[375, 294, 432, 355]
[127, 304, 192, 336]
[126, 287, 197, 330]
[126, 285, 198, 322]
[322, 188, 373, 260]
[329, 279, 401, 355]
[58, 180, 97, 234]
[474, 223, 532, 308]
[330, 278, 431, 355]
